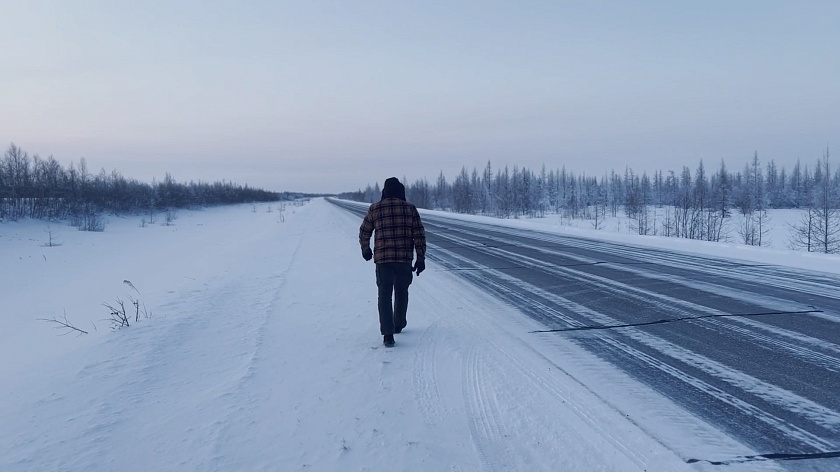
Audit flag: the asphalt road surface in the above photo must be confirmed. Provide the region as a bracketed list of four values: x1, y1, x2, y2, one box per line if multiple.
[333, 199, 840, 470]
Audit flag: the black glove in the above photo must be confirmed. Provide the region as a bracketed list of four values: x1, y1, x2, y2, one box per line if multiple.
[362, 247, 373, 261]
[413, 258, 425, 276]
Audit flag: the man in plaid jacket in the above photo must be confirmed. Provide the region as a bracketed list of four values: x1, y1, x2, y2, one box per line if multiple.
[359, 177, 426, 347]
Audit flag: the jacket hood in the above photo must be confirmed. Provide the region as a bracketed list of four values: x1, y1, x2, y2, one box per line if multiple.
[381, 177, 406, 201]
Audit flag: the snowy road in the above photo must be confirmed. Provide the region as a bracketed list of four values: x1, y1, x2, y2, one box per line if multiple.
[333, 199, 840, 471]
[3, 198, 839, 471]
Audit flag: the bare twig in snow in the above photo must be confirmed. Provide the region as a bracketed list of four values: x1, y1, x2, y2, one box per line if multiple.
[103, 299, 130, 329]
[38, 310, 89, 335]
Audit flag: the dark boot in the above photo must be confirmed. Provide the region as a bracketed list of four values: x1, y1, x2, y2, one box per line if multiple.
[383, 334, 395, 347]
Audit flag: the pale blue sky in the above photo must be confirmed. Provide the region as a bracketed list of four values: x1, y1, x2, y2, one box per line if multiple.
[2, 1, 838, 192]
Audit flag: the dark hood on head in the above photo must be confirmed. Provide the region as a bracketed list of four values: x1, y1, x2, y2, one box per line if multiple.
[381, 177, 406, 201]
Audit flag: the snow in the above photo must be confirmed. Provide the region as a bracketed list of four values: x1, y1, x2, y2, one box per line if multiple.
[4, 198, 830, 471]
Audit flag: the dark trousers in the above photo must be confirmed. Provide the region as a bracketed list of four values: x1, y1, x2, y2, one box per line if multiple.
[375, 263, 413, 335]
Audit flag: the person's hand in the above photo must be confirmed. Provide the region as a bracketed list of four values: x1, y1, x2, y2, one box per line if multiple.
[362, 247, 373, 261]
[413, 258, 425, 275]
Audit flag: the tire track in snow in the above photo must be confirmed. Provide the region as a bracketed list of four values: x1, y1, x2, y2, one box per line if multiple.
[460, 319, 657, 470]
[420, 266, 674, 471]
[603, 241, 840, 301]
[440, 226, 833, 329]
[488, 233, 840, 353]
[431, 215, 840, 323]
[463, 320, 656, 470]
[435, 227, 840, 384]
[412, 316, 452, 427]
[488, 239, 840, 372]
[412, 277, 519, 471]
[419, 267, 642, 470]
[431, 248, 690, 468]
[429, 215, 840, 304]
[462, 341, 518, 472]
[430, 244, 840, 452]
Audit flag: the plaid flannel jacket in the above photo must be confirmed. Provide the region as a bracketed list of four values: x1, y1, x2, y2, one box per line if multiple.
[359, 198, 426, 264]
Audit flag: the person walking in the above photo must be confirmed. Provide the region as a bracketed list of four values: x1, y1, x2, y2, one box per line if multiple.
[359, 177, 426, 347]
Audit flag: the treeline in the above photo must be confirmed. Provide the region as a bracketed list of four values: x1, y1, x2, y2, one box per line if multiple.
[0, 143, 284, 225]
[341, 148, 840, 253]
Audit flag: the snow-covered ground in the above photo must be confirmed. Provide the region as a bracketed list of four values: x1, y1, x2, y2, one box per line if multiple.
[2, 198, 833, 471]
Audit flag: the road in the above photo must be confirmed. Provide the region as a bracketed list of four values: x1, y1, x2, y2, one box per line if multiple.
[332, 199, 840, 470]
